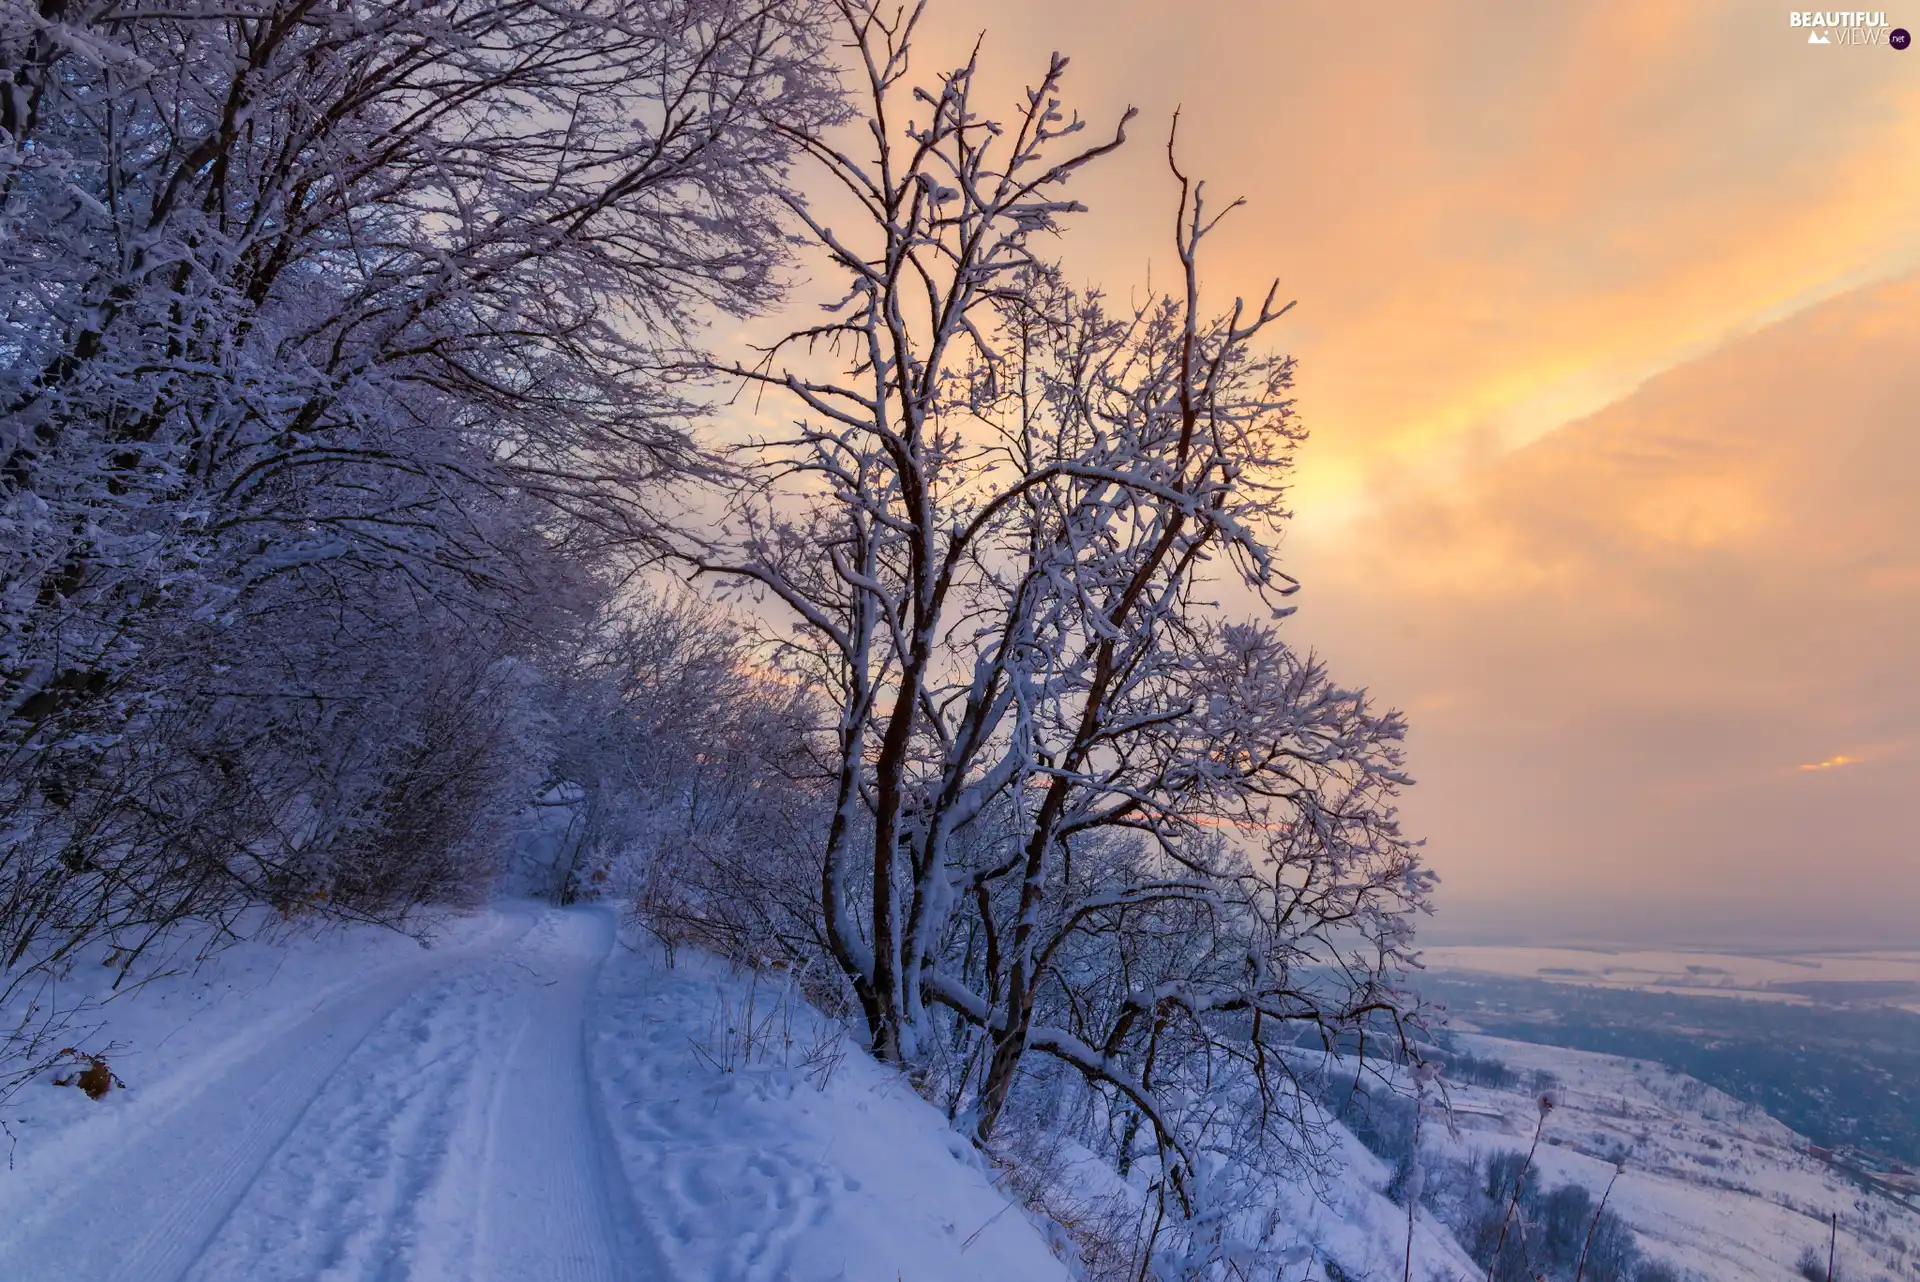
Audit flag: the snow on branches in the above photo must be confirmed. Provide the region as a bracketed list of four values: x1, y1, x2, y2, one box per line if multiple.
[0, 0, 840, 1085]
[688, 0, 1434, 1259]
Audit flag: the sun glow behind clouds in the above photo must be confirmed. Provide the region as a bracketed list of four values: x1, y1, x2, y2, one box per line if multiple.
[919, 0, 1920, 538]
[888, 0, 1920, 943]
[1302, 274, 1920, 942]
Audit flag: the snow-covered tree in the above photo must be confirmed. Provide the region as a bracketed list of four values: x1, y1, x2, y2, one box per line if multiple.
[1, 0, 840, 1084]
[689, 0, 1432, 1254]
[534, 590, 823, 939]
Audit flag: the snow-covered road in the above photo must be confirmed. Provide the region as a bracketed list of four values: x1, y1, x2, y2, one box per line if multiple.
[0, 908, 654, 1282]
[0, 905, 1067, 1282]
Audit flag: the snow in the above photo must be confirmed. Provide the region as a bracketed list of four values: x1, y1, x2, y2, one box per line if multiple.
[19, 897, 1901, 1281]
[0, 903, 1069, 1282]
[1434, 1034, 1920, 1280]
[591, 945, 1070, 1281]
[1267, 1122, 1485, 1282]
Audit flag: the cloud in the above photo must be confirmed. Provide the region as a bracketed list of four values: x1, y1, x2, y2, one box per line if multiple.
[833, 0, 1920, 943]
[917, 0, 1920, 530]
[1292, 273, 1920, 942]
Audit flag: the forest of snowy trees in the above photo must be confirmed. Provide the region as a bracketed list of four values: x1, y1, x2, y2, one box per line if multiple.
[2, 2, 1435, 1275]
[1, 0, 842, 1073]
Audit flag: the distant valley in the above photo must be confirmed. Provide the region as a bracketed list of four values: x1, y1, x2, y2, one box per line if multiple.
[1423, 952, 1920, 1183]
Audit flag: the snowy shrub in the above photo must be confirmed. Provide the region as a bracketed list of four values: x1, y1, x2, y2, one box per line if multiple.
[1412, 1149, 1648, 1282]
[687, 961, 849, 1092]
[1797, 1242, 1844, 1281]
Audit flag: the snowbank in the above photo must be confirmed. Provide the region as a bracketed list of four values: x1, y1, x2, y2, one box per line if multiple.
[589, 939, 1073, 1282]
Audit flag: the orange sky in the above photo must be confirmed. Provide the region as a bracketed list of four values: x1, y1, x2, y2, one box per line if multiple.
[901, 1, 1920, 944]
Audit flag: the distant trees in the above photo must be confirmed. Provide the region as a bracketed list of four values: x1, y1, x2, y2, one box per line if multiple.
[535, 591, 824, 951]
[686, 0, 1431, 1266]
[1, 0, 840, 1091]
[1399, 1143, 1657, 1282]
[1443, 1049, 1525, 1090]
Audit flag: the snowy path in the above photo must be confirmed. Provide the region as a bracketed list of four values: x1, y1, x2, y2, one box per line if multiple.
[0, 907, 651, 1282]
[0, 904, 1066, 1282]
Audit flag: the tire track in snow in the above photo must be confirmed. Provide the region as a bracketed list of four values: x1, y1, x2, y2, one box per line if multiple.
[178, 951, 518, 1282]
[0, 909, 533, 1282]
[469, 907, 656, 1282]
[0, 905, 642, 1282]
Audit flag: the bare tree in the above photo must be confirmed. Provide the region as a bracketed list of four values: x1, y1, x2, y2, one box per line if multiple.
[537, 590, 824, 947]
[691, 0, 1431, 1249]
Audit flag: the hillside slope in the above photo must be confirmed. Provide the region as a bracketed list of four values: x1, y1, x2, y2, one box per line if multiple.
[1437, 1034, 1920, 1280]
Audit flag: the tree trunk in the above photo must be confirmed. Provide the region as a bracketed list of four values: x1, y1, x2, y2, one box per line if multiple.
[972, 992, 1032, 1143]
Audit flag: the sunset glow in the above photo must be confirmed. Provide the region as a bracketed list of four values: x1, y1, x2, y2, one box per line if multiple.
[918, 0, 1920, 943]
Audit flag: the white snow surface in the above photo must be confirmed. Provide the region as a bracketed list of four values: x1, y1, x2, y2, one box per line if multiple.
[0, 903, 1070, 1282]
[1436, 1034, 1920, 1281]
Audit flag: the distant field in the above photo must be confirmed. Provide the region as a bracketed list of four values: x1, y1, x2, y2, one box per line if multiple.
[1428, 1032, 1920, 1281]
[1423, 945, 1920, 1008]
[1421, 969, 1920, 1167]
